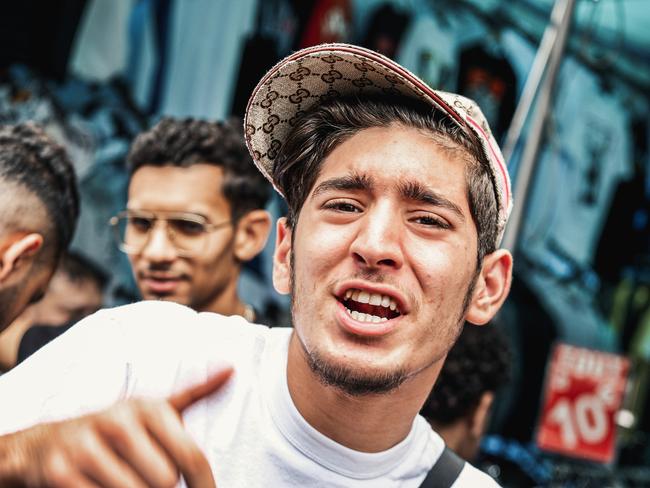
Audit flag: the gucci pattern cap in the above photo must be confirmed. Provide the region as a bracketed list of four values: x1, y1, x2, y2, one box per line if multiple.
[244, 43, 512, 243]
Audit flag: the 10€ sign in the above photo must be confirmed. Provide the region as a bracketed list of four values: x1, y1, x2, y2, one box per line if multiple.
[537, 343, 629, 463]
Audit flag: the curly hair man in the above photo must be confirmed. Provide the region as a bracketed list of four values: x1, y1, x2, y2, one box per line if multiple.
[113, 117, 272, 322]
[421, 323, 512, 461]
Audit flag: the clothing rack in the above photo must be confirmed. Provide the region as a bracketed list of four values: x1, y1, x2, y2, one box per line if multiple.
[438, 0, 648, 253]
[450, 0, 650, 99]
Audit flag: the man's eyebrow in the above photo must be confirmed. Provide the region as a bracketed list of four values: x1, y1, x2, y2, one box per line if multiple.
[399, 181, 466, 221]
[126, 208, 211, 222]
[311, 174, 373, 197]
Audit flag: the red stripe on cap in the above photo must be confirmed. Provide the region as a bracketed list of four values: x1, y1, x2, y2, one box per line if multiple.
[466, 116, 510, 209]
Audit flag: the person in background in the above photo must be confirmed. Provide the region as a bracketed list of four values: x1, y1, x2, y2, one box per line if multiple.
[0, 250, 105, 371]
[11, 251, 106, 370]
[421, 323, 512, 462]
[0, 123, 78, 333]
[111, 117, 273, 323]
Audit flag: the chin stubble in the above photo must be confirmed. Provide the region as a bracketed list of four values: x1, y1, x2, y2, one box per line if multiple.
[304, 345, 409, 396]
[288, 235, 480, 397]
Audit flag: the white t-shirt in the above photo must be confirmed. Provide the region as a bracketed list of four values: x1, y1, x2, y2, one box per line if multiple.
[0, 301, 499, 487]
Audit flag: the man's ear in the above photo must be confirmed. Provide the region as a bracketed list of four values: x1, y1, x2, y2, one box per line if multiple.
[0, 233, 44, 283]
[469, 391, 495, 440]
[272, 217, 292, 295]
[465, 249, 512, 325]
[233, 210, 272, 262]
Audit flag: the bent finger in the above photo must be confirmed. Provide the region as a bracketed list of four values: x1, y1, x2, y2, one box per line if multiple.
[99, 410, 178, 488]
[144, 402, 216, 488]
[76, 431, 148, 488]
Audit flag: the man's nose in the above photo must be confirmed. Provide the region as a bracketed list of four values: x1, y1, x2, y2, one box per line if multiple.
[140, 223, 177, 262]
[349, 204, 404, 270]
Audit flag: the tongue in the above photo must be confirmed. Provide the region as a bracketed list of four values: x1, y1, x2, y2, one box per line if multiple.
[345, 300, 393, 319]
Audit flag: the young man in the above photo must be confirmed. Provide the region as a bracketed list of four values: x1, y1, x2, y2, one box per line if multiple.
[421, 323, 512, 462]
[0, 123, 79, 333]
[0, 44, 513, 487]
[0, 250, 106, 372]
[112, 117, 272, 322]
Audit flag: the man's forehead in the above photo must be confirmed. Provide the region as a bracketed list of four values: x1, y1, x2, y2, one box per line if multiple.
[128, 164, 230, 214]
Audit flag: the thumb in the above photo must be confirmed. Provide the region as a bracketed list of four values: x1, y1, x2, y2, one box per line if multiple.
[169, 367, 233, 413]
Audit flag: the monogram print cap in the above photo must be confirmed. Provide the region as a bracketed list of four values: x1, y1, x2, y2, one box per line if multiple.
[244, 43, 512, 243]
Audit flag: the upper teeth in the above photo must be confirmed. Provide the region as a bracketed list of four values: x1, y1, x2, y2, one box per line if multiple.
[343, 289, 398, 312]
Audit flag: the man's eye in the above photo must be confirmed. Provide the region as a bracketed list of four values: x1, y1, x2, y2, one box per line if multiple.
[129, 217, 153, 232]
[171, 219, 206, 235]
[413, 215, 451, 229]
[324, 201, 361, 213]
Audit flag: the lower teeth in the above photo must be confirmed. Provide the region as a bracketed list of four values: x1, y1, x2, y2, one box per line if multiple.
[346, 308, 387, 323]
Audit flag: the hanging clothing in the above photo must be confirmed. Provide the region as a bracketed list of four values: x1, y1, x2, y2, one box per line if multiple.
[456, 44, 517, 142]
[68, 0, 134, 82]
[159, 0, 257, 119]
[299, 0, 353, 47]
[395, 10, 486, 94]
[127, 0, 258, 119]
[521, 58, 632, 269]
[230, 0, 299, 117]
[359, 3, 411, 59]
[593, 115, 650, 284]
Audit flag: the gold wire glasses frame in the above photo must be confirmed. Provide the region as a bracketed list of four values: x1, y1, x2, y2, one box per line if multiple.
[109, 210, 231, 257]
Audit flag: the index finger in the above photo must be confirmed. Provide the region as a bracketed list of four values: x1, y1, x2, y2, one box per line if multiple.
[169, 367, 233, 413]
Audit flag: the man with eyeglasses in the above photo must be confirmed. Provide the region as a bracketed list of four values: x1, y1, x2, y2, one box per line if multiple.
[0, 45, 512, 487]
[111, 117, 272, 322]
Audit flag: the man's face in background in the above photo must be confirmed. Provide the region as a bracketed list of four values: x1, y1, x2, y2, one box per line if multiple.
[125, 164, 243, 313]
[30, 268, 103, 326]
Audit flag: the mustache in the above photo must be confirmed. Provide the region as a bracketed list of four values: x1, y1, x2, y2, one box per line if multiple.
[354, 269, 390, 283]
[138, 265, 189, 280]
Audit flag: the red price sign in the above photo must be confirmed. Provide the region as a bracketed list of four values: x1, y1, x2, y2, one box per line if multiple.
[536, 343, 629, 463]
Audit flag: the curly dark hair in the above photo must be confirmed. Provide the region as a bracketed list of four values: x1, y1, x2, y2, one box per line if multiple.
[59, 250, 108, 291]
[127, 117, 271, 221]
[421, 323, 512, 425]
[0, 123, 79, 255]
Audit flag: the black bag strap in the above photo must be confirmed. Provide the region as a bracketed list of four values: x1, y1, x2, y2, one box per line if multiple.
[419, 447, 466, 488]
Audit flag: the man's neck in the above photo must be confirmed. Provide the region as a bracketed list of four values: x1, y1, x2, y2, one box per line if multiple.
[0, 312, 33, 372]
[286, 333, 443, 453]
[199, 278, 251, 320]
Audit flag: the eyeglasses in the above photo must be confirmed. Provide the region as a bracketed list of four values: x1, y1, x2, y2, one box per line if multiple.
[109, 210, 231, 257]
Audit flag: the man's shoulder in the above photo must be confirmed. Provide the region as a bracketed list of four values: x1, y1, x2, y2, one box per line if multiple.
[100, 300, 280, 346]
[96, 300, 243, 335]
[104, 300, 199, 324]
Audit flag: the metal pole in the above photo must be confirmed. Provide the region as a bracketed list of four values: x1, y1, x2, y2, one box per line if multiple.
[501, 0, 577, 252]
[501, 0, 564, 163]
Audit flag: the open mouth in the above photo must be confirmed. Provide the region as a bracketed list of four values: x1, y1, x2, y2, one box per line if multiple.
[338, 288, 402, 323]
